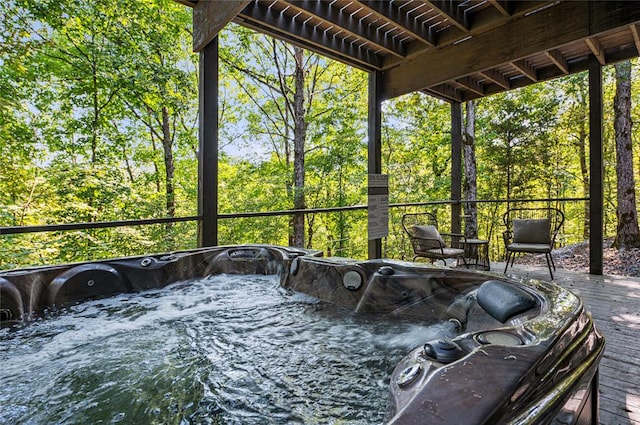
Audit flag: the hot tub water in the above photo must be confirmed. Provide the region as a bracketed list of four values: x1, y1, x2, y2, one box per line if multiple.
[0, 274, 455, 424]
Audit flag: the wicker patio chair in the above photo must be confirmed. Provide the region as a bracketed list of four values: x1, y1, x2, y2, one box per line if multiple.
[503, 207, 565, 280]
[402, 212, 468, 267]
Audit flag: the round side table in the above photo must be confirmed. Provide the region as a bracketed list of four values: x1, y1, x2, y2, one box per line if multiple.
[464, 238, 490, 271]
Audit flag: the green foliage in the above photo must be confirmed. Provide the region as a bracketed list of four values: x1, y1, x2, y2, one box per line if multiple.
[1, 0, 638, 269]
[382, 92, 452, 204]
[477, 85, 561, 200]
[0, 0, 198, 268]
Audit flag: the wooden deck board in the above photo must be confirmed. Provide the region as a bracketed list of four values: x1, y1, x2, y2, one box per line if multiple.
[494, 263, 640, 425]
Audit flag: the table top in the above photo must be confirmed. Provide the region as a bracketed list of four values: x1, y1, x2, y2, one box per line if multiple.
[465, 238, 488, 244]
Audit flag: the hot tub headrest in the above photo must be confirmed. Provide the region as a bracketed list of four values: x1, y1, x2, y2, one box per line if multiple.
[476, 280, 536, 323]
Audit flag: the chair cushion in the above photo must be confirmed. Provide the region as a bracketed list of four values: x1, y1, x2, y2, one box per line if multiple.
[506, 243, 552, 253]
[426, 247, 465, 257]
[512, 218, 551, 244]
[409, 225, 444, 249]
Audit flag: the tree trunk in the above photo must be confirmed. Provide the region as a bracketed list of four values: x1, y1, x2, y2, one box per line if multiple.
[292, 46, 307, 248]
[577, 118, 590, 240]
[463, 100, 478, 238]
[147, 108, 162, 193]
[161, 106, 176, 224]
[612, 60, 640, 249]
[91, 63, 99, 165]
[506, 139, 512, 211]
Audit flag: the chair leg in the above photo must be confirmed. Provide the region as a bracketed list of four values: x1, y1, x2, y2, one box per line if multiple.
[548, 253, 556, 271]
[503, 252, 511, 274]
[545, 254, 554, 280]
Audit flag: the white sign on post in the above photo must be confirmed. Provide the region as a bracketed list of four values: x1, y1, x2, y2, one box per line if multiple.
[368, 174, 389, 240]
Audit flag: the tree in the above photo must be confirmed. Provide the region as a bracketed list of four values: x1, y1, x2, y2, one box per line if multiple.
[290, 46, 308, 247]
[219, 32, 312, 247]
[0, 0, 199, 266]
[382, 92, 452, 204]
[612, 60, 640, 249]
[219, 27, 368, 250]
[111, 0, 198, 227]
[555, 73, 590, 239]
[463, 100, 478, 238]
[479, 87, 560, 206]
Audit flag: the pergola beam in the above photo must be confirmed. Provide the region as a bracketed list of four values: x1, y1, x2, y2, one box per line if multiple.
[193, 0, 250, 52]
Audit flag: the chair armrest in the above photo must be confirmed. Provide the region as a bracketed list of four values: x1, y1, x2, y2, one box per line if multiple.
[502, 230, 512, 246]
[440, 232, 465, 238]
[409, 236, 445, 251]
[440, 233, 467, 249]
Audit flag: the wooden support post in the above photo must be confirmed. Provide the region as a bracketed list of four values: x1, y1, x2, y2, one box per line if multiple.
[451, 102, 462, 236]
[368, 71, 383, 259]
[589, 55, 603, 275]
[198, 38, 219, 247]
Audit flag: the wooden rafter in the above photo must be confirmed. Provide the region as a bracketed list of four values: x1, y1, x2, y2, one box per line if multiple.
[631, 23, 640, 55]
[182, 0, 640, 102]
[238, 1, 382, 69]
[358, 0, 437, 47]
[277, 0, 406, 58]
[425, 1, 469, 32]
[479, 69, 510, 89]
[488, 0, 511, 17]
[382, 1, 599, 99]
[455, 76, 485, 96]
[511, 60, 538, 82]
[424, 84, 463, 103]
[546, 49, 570, 74]
[585, 36, 606, 65]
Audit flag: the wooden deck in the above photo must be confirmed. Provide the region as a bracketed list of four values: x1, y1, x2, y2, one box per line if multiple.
[494, 262, 640, 425]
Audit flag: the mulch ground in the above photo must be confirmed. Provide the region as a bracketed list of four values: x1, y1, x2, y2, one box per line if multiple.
[515, 238, 640, 277]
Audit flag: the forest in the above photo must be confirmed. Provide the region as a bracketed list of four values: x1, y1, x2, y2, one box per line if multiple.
[1, 0, 639, 270]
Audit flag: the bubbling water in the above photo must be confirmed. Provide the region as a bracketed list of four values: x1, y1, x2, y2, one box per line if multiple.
[0, 274, 455, 424]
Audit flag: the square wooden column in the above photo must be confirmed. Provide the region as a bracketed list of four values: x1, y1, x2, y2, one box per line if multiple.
[451, 102, 463, 235]
[198, 37, 219, 247]
[368, 71, 383, 259]
[589, 55, 603, 275]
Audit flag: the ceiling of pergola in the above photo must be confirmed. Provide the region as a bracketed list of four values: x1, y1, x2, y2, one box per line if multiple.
[178, 0, 640, 102]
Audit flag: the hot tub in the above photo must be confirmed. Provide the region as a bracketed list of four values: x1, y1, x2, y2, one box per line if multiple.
[0, 245, 604, 424]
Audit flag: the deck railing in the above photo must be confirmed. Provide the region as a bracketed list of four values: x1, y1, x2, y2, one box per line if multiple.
[1, 197, 595, 270]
